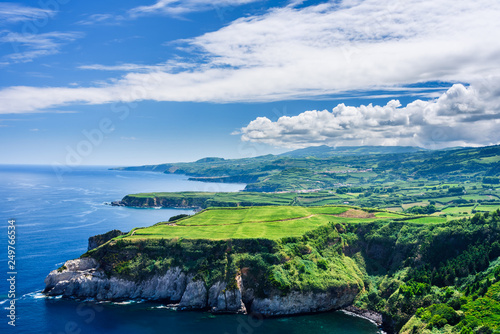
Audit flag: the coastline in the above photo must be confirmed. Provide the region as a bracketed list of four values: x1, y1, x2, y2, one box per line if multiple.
[341, 306, 387, 333]
[4, 166, 381, 333]
[108, 201, 203, 211]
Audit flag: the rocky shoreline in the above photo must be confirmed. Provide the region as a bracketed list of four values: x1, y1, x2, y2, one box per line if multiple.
[109, 200, 202, 211]
[44, 258, 247, 313]
[342, 305, 383, 326]
[111, 195, 207, 210]
[44, 257, 360, 317]
[341, 305, 389, 333]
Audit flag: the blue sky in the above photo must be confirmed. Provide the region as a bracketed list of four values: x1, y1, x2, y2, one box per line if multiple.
[1, 0, 500, 166]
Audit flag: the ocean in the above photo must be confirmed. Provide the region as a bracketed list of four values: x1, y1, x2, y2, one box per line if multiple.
[0, 165, 382, 333]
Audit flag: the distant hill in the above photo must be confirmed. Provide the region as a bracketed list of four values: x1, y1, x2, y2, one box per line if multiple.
[195, 157, 225, 163]
[113, 144, 500, 192]
[280, 145, 426, 158]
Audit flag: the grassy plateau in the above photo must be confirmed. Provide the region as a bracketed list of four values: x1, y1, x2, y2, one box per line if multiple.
[123, 206, 407, 240]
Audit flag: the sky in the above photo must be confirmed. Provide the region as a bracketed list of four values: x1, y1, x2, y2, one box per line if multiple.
[1, 0, 500, 166]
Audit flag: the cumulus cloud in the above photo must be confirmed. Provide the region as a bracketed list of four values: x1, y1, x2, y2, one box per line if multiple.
[237, 83, 500, 149]
[0, 2, 55, 24]
[1, 0, 500, 112]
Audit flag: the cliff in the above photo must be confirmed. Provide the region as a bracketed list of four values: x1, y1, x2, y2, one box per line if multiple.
[43, 219, 366, 316]
[115, 193, 289, 209]
[43, 258, 245, 312]
[88, 230, 125, 251]
[117, 194, 211, 209]
[44, 257, 357, 315]
[45, 212, 500, 333]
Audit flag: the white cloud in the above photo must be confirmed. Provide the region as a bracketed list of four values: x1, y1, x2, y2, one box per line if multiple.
[0, 31, 83, 63]
[1, 0, 500, 113]
[129, 0, 264, 17]
[76, 0, 261, 25]
[78, 59, 194, 73]
[237, 83, 500, 149]
[79, 63, 160, 72]
[0, 2, 55, 24]
[76, 14, 119, 26]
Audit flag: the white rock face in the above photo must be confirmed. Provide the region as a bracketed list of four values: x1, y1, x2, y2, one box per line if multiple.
[44, 259, 189, 302]
[207, 276, 246, 314]
[44, 258, 246, 313]
[44, 258, 357, 316]
[44, 258, 99, 295]
[179, 280, 207, 309]
[249, 286, 358, 316]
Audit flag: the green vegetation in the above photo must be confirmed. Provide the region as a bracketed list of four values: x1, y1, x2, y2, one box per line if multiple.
[125, 206, 372, 240]
[88, 220, 366, 297]
[127, 216, 331, 240]
[117, 145, 500, 221]
[88, 204, 500, 333]
[115, 145, 500, 194]
[102, 145, 500, 333]
[353, 211, 500, 333]
[406, 205, 438, 215]
[124, 206, 398, 240]
[125, 205, 450, 240]
[120, 191, 296, 208]
[168, 214, 190, 222]
[120, 184, 500, 225]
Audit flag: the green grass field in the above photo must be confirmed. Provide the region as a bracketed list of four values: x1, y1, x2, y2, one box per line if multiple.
[128, 216, 334, 240]
[439, 206, 476, 214]
[119, 202, 500, 241]
[375, 212, 407, 218]
[123, 205, 410, 240]
[403, 216, 447, 224]
[177, 206, 319, 226]
[385, 206, 404, 212]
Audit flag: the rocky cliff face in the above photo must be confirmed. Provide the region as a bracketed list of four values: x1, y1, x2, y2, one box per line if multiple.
[44, 258, 188, 301]
[117, 195, 208, 209]
[44, 258, 357, 316]
[207, 277, 247, 313]
[247, 287, 358, 316]
[44, 258, 246, 313]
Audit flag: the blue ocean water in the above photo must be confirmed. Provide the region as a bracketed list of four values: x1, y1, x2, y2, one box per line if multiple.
[0, 165, 381, 333]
